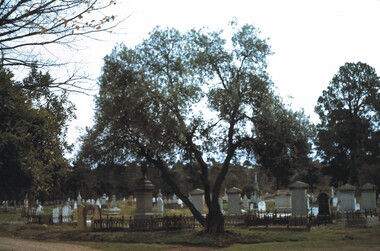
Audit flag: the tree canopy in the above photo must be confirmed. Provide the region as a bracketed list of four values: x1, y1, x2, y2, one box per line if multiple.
[315, 62, 380, 185]
[0, 66, 75, 200]
[79, 22, 314, 234]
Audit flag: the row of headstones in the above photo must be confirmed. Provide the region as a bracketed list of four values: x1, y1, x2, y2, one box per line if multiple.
[188, 187, 268, 215]
[334, 183, 378, 212]
[188, 182, 379, 216]
[269, 182, 378, 215]
[52, 203, 74, 223]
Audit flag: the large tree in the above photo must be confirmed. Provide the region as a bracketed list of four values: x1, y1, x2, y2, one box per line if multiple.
[315, 62, 380, 185]
[0, 0, 121, 91]
[253, 95, 315, 189]
[81, 23, 312, 234]
[0, 66, 75, 200]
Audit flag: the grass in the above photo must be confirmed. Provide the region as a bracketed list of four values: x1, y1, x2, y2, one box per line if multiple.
[0, 207, 379, 250]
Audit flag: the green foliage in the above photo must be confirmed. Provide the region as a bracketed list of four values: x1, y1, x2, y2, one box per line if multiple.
[253, 95, 315, 189]
[315, 62, 380, 185]
[0, 66, 75, 200]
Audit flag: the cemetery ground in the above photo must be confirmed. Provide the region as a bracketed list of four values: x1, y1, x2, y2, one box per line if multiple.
[0, 202, 379, 251]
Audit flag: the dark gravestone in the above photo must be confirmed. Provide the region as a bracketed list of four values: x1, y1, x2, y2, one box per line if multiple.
[318, 193, 331, 216]
[317, 192, 333, 224]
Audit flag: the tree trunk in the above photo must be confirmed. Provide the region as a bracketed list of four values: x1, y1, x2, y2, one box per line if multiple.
[204, 199, 225, 235]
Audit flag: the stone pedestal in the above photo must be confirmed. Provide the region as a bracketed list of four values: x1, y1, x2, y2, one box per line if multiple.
[290, 181, 309, 216]
[227, 187, 242, 215]
[190, 188, 205, 215]
[134, 176, 154, 219]
[360, 183, 377, 211]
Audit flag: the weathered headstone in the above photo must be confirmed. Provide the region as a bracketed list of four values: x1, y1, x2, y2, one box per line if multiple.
[290, 181, 309, 216]
[76, 205, 87, 230]
[360, 183, 377, 211]
[274, 190, 292, 213]
[134, 176, 154, 219]
[52, 207, 60, 224]
[337, 184, 356, 212]
[62, 203, 72, 223]
[190, 188, 205, 215]
[227, 187, 242, 215]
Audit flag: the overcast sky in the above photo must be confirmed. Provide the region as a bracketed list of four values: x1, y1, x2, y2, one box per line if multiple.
[67, 0, 380, 156]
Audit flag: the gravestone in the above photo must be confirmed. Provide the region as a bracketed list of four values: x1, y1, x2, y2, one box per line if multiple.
[227, 187, 242, 215]
[337, 184, 356, 212]
[100, 194, 107, 207]
[94, 205, 102, 221]
[35, 204, 44, 215]
[23, 195, 29, 213]
[134, 176, 154, 219]
[242, 194, 249, 211]
[73, 201, 78, 210]
[360, 183, 377, 211]
[274, 190, 292, 213]
[77, 192, 82, 206]
[178, 198, 183, 208]
[257, 200, 266, 212]
[157, 190, 164, 216]
[96, 199, 102, 208]
[250, 193, 257, 205]
[218, 197, 224, 214]
[172, 194, 178, 205]
[290, 181, 309, 216]
[190, 188, 205, 215]
[77, 205, 87, 230]
[52, 207, 60, 224]
[62, 203, 72, 222]
[318, 193, 331, 216]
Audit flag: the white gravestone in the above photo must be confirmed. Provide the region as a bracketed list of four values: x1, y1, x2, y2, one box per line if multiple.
[218, 197, 224, 214]
[52, 207, 60, 224]
[157, 191, 164, 216]
[77, 192, 82, 206]
[36, 204, 44, 215]
[258, 200, 266, 212]
[242, 194, 249, 211]
[62, 203, 72, 222]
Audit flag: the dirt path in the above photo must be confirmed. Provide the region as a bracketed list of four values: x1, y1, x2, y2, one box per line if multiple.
[0, 237, 101, 251]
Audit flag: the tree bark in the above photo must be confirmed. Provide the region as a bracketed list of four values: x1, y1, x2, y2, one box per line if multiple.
[204, 198, 225, 234]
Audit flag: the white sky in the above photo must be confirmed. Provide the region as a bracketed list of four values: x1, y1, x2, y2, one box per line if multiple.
[67, 0, 380, 157]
